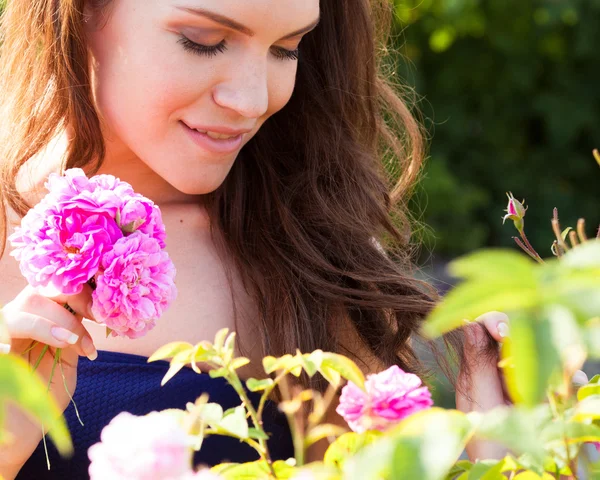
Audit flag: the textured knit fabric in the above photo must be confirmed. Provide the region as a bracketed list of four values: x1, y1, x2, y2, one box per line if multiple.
[17, 350, 294, 479]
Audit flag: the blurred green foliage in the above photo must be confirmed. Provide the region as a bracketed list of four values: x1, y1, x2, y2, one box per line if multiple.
[394, 0, 600, 257]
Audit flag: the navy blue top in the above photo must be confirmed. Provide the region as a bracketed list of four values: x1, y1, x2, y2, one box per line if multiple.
[17, 350, 294, 479]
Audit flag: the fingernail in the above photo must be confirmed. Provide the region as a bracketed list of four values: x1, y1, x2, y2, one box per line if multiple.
[498, 322, 510, 338]
[572, 370, 589, 386]
[0, 343, 11, 355]
[81, 335, 98, 361]
[51, 326, 79, 345]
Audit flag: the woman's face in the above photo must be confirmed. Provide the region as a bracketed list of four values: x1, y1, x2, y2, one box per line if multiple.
[86, 0, 320, 195]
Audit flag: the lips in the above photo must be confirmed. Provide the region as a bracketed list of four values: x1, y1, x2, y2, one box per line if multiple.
[181, 121, 245, 155]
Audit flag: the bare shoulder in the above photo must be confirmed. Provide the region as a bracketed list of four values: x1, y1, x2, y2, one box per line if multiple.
[0, 209, 28, 306]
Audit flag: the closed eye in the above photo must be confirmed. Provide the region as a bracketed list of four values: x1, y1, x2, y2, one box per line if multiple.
[178, 36, 299, 61]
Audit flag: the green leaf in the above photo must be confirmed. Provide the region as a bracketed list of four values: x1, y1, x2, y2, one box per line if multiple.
[562, 240, 600, 269]
[160, 349, 196, 386]
[572, 395, 600, 422]
[148, 342, 193, 363]
[323, 431, 381, 469]
[247, 428, 269, 440]
[502, 312, 561, 407]
[448, 249, 536, 283]
[213, 460, 272, 480]
[220, 405, 249, 439]
[444, 460, 472, 480]
[541, 419, 600, 446]
[473, 406, 551, 470]
[423, 280, 538, 338]
[345, 409, 473, 480]
[213, 328, 230, 353]
[272, 459, 296, 479]
[230, 357, 250, 370]
[319, 365, 342, 388]
[320, 353, 365, 390]
[578, 375, 600, 401]
[0, 355, 72, 456]
[246, 378, 274, 392]
[305, 423, 348, 447]
[585, 318, 600, 358]
[299, 351, 321, 377]
[208, 367, 229, 379]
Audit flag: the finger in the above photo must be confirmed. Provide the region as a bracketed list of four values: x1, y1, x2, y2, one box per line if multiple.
[6, 312, 81, 349]
[572, 369, 589, 386]
[457, 324, 506, 412]
[21, 292, 84, 334]
[46, 283, 95, 320]
[475, 311, 510, 342]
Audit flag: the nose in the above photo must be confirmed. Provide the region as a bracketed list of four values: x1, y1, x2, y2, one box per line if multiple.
[212, 58, 269, 119]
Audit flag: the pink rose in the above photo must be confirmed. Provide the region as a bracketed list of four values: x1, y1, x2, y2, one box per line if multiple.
[91, 232, 177, 339]
[9, 199, 122, 295]
[88, 412, 193, 480]
[336, 365, 433, 433]
[119, 195, 167, 248]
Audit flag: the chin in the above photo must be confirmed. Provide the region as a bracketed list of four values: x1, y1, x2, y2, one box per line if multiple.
[165, 169, 231, 196]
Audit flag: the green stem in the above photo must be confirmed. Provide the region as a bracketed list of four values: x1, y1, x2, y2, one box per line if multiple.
[57, 349, 84, 426]
[226, 372, 277, 477]
[257, 369, 292, 420]
[278, 376, 305, 467]
[32, 344, 49, 371]
[204, 428, 264, 454]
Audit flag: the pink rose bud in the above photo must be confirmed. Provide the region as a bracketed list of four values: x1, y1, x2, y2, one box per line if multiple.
[336, 365, 433, 433]
[502, 192, 527, 233]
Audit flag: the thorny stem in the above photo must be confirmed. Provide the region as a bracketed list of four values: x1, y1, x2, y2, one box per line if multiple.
[513, 237, 543, 263]
[519, 231, 544, 262]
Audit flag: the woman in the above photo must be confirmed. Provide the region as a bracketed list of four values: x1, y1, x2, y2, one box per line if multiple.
[0, 0, 510, 478]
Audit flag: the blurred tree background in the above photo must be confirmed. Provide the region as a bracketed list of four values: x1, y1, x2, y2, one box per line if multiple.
[392, 0, 600, 261]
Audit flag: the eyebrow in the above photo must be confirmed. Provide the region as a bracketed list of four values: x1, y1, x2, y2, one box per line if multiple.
[175, 6, 320, 40]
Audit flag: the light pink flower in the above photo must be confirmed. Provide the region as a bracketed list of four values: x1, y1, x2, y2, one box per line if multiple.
[91, 232, 177, 339]
[336, 365, 433, 433]
[119, 194, 167, 248]
[44, 168, 93, 201]
[88, 412, 193, 480]
[9, 199, 122, 295]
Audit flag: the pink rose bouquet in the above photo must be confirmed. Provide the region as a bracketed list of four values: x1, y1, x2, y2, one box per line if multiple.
[336, 365, 433, 433]
[9, 168, 176, 339]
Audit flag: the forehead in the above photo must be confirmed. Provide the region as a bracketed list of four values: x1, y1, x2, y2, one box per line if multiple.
[170, 0, 321, 31]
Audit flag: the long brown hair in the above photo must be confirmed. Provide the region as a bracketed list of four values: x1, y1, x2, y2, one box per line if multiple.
[0, 0, 460, 389]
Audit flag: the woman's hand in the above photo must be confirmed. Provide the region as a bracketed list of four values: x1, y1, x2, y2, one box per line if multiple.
[456, 311, 511, 461]
[456, 311, 589, 463]
[0, 284, 97, 471]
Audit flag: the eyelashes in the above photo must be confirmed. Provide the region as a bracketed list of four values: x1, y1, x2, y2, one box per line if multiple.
[178, 35, 299, 61]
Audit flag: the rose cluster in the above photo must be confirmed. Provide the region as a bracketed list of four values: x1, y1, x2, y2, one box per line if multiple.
[9, 168, 177, 339]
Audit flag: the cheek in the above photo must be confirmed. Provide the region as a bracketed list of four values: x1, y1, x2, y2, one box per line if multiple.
[88, 9, 213, 149]
[267, 66, 298, 116]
